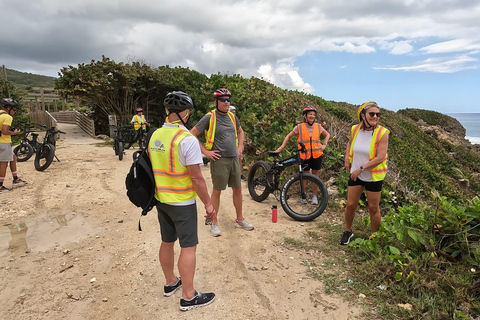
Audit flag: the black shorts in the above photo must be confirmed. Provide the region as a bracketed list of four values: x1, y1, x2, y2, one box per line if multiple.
[302, 155, 323, 171]
[156, 202, 198, 248]
[348, 178, 383, 192]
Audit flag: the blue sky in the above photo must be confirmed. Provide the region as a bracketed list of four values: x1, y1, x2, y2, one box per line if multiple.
[1, 0, 479, 114]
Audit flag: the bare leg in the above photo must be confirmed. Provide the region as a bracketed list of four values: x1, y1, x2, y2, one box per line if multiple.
[232, 187, 243, 220]
[366, 190, 382, 232]
[178, 245, 197, 299]
[344, 185, 364, 231]
[159, 241, 177, 285]
[0, 162, 8, 185]
[211, 189, 221, 224]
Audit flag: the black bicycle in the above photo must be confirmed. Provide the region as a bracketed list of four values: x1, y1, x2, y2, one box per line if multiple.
[34, 124, 66, 171]
[248, 142, 328, 221]
[126, 126, 148, 150]
[112, 125, 130, 161]
[13, 124, 41, 162]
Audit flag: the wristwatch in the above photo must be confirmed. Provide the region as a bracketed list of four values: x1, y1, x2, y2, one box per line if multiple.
[360, 166, 364, 171]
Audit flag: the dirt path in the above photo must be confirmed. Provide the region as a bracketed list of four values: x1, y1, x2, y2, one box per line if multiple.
[0, 124, 361, 320]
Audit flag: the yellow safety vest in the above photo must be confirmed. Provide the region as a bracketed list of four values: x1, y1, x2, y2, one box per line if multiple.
[204, 110, 238, 150]
[349, 124, 389, 182]
[297, 123, 324, 160]
[133, 115, 147, 130]
[149, 126, 197, 203]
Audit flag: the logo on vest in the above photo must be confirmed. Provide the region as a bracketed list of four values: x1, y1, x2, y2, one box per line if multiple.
[151, 139, 165, 153]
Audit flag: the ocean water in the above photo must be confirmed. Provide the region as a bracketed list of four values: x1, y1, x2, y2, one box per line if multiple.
[448, 113, 480, 145]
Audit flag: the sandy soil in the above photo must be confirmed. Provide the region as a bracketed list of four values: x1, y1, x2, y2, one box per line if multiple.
[0, 123, 361, 320]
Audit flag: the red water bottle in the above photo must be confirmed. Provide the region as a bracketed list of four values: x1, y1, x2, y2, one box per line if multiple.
[272, 205, 277, 223]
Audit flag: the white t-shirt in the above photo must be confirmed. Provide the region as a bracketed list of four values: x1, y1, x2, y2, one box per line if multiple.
[351, 129, 373, 182]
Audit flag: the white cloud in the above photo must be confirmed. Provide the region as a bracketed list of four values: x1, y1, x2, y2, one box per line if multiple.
[421, 39, 480, 54]
[257, 63, 314, 93]
[374, 54, 479, 73]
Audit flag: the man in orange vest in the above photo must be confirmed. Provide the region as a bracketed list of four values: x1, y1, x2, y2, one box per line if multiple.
[191, 88, 253, 237]
[275, 106, 330, 205]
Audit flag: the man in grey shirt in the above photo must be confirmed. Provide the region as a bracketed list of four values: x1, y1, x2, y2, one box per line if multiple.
[190, 88, 254, 237]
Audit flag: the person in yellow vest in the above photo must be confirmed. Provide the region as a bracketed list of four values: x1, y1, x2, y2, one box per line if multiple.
[130, 107, 150, 130]
[275, 106, 330, 205]
[0, 98, 27, 194]
[340, 101, 390, 245]
[190, 88, 253, 237]
[148, 91, 217, 311]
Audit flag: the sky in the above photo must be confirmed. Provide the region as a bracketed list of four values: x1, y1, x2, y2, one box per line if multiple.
[1, 0, 480, 114]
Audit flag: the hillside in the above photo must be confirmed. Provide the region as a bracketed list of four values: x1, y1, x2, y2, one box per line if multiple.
[2, 67, 56, 95]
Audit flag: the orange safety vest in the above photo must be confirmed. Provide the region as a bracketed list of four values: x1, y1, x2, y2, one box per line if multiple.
[133, 115, 147, 130]
[348, 124, 389, 181]
[204, 110, 238, 150]
[297, 123, 324, 160]
[149, 126, 197, 203]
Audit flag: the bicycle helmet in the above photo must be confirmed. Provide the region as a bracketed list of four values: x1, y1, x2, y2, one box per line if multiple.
[302, 106, 317, 116]
[357, 101, 377, 121]
[1, 97, 20, 109]
[213, 88, 231, 98]
[136, 107, 143, 113]
[164, 91, 194, 112]
[229, 105, 236, 112]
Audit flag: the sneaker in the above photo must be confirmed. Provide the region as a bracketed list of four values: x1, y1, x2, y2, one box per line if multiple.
[0, 186, 12, 194]
[241, 174, 247, 181]
[340, 230, 354, 245]
[235, 218, 254, 231]
[164, 277, 182, 297]
[205, 219, 212, 225]
[180, 290, 215, 311]
[300, 196, 307, 205]
[311, 195, 318, 205]
[210, 223, 221, 237]
[12, 179, 27, 187]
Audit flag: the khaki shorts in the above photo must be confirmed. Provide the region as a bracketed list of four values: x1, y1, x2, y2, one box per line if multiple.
[0, 143, 13, 162]
[210, 157, 241, 190]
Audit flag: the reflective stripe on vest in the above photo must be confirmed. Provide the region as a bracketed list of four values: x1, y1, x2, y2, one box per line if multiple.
[348, 124, 389, 182]
[149, 126, 197, 203]
[134, 115, 146, 130]
[204, 110, 238, 150]
[297, 123, 324, 160]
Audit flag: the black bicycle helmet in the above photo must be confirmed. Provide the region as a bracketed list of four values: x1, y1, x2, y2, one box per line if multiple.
[302, 106, 317, 116]
[1, 97, 20, 109]
[164, 91, 194, 112]
[213, 88, 231, 98]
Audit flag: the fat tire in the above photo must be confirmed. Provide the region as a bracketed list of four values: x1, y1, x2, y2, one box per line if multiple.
[247, 160, 272, 202]
[280, 173, 328, 221]
[114, 139, 119, 155]
[34, 143, 55, 171]
[118, 142, 124, 161]
[14, 143, 34, 162]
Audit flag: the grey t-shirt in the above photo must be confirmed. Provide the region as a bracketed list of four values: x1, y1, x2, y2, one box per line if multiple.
[194, 111, 240, 158]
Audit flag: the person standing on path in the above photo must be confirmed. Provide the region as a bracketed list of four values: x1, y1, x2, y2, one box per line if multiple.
[148, 91, 216, 311]
[131, 107, 150, 131]
[190, 88, 254, 237]
[340, 101, 389, 245]
[275, 106, 330, 205]
[0, 98, 27, 193]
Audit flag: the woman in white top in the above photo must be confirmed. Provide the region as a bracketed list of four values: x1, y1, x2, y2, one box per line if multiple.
[340, 101, 389, 245]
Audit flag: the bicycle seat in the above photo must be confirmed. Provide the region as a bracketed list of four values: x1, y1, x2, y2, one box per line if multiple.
[267, 151, 280, 157]
[31, 133, 39, 137]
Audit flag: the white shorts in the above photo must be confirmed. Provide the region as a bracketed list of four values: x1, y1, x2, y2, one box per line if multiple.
[0, 143, 14, 162]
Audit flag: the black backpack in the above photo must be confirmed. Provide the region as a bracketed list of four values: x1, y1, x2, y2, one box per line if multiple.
[125, 128, 157, 230]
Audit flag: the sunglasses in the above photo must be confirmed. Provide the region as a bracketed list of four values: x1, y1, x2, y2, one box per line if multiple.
[218, 98, 231, 102]
[368, 112, 381, 117]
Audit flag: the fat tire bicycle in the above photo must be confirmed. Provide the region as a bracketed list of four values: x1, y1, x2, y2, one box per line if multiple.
[112, 125, 131, 161]
[34, 124, 66, 171]
[126, 126, 148, 150]
[247, 142, 328, 221]
[13, 124, 41, 162]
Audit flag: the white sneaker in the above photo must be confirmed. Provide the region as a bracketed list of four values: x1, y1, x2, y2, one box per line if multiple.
[300, 197, 307, 205]
[311, 195, 318, 205]
[210, 223, 221, 237]
[235, 219, 254, 231]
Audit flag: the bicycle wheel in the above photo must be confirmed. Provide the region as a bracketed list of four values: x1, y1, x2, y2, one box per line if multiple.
[34, 143, 55, 171]
[248, 160, 272, 202]
[14, 143, 34, 162]
[280, 173, 328, 221]
[113, 139, 119, 155]
[118, 141, 124, 161]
